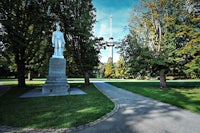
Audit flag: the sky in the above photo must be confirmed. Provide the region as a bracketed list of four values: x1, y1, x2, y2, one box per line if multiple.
[92, 0, 138, 63]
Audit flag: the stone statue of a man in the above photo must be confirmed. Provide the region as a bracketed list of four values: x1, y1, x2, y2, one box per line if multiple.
[52, 23, 65, 58]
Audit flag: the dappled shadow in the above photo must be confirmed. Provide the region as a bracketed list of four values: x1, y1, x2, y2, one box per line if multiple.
[0, 83, 115, 132]
[74, 82, 200, 133]
[107, 81, 200, 113]
[1, 81, 200, 133]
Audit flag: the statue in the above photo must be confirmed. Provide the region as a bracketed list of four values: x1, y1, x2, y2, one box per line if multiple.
[52, 23, 65, 58]
[42, 22, 70, 95]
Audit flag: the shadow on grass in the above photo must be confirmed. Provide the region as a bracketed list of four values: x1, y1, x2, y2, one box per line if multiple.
[0, 83, 114, 128]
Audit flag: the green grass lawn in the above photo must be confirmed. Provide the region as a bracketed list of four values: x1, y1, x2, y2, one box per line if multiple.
[108, 80, 200, 113]
[1, 78, 200, 128]
[0, 80, 114, 128]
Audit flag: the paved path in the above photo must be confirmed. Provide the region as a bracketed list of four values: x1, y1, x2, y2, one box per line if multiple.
[0, 82, 10, 96]
[75, 82, 200, 133]
[1, 82, 200, 133]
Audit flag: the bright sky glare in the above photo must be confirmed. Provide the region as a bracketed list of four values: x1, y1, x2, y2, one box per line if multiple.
[92, 0, 138, 63]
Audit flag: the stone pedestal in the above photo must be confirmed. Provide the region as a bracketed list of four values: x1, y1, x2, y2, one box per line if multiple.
[42, 57, 70, 94]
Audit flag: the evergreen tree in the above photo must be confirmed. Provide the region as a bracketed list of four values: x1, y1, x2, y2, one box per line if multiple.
[177, 0, 200, 78]
[104, 57, 115, 78]
[118, 33, 152, 79]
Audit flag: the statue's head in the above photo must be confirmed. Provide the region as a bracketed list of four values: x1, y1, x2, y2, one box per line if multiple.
[56, 23, 61, 31]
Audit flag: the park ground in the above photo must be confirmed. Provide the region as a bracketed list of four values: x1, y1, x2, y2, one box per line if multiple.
[0, 78, 200, 129]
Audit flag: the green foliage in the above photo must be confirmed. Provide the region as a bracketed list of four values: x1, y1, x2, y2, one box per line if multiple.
[119, 0, 200, 86]
[97, 63, 105, 78]
[0, 82, 114, 128]
[176, 4, 200, 78]
[184, 56, 200, 78]
[104, 57, 115, 78]
[115, 57, 129, 79]
[118, 32, 153, 79]
[1, 0, 100, 85]
[0, 0, 52, 86]
[47, 0, 99, 83]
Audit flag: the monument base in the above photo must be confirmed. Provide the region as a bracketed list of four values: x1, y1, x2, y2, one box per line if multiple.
[42, 57, 70, 95]
[52, 55, 64, 59]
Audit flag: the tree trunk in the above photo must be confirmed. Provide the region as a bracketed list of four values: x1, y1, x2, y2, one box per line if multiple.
[17, 60, 26, 87]
[84, 72, 90, 86]
[16, 48, 26, 88]
[28, 70, 33, 81]
[160, 69, 167, 89]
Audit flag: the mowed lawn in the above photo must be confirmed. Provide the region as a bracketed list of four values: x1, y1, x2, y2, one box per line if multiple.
[108, 80, 200, 114]
[0, 79, 114, 128]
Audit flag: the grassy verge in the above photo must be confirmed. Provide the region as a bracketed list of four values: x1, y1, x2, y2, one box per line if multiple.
[0, 82, 114, 128]
[108, 80, 200, 113]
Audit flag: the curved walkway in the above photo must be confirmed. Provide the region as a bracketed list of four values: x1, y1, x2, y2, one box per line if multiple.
[1, 82, 200, 133]
[76, 82, 200, 133]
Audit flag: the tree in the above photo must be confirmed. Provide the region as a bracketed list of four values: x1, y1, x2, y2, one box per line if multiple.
[104, 57, 115, 78]
[97, 63, 105, 78]
[66, 0, 99, 85]
[1, 0, 51, 87]
[144, 0, 200, 86]
[48, 0, 99, 85]
[115, 57, 129, 79]
[140, 0, 174, 88]
[118, 33, 153, 79]
[122, 0, 199, 88]
[177, 0, 200, 78]
[1, 0, 100, 86]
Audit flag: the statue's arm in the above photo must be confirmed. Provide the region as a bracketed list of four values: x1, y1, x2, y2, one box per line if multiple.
[62, 33, 66, 45]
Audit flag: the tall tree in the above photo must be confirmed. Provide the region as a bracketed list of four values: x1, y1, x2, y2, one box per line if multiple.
[118, 33, 153, 79]
[122, 0, 199, 88]
[177, 0, 200, 78]
[59, 0, 99, 85]
[1, 0, 100, 86]
[141, 0, 173, 88]
[0, 0, 51, 87]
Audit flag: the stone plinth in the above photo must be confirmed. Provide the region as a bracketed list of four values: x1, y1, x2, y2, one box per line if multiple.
[42, 57, 70, 94]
